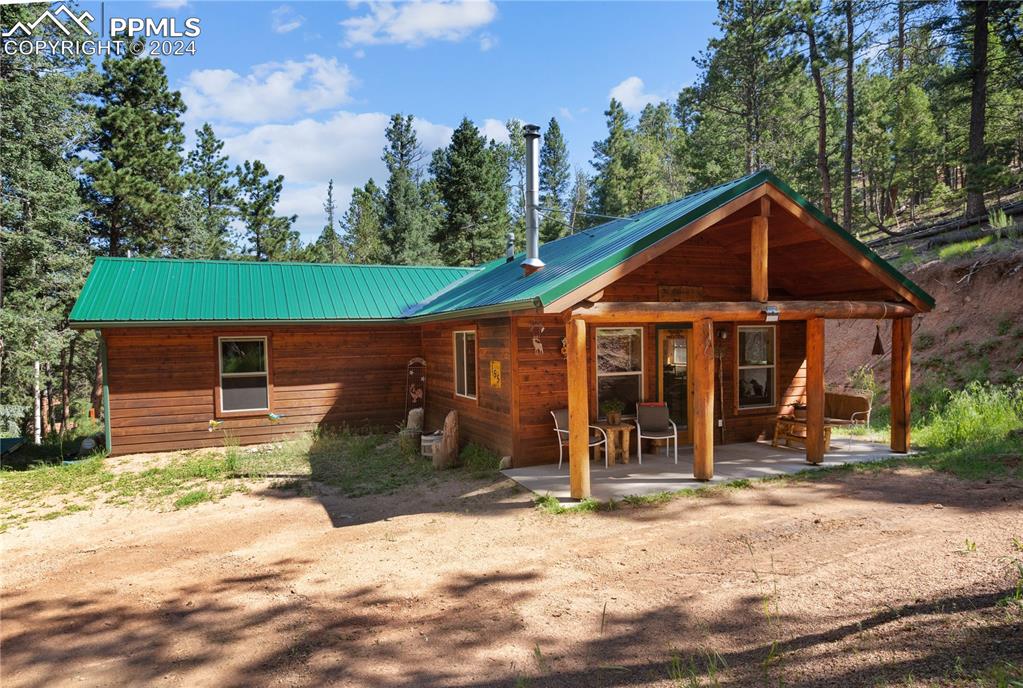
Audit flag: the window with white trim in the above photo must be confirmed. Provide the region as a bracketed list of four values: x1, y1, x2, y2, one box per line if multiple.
[219, 337, 269, 412]
[453, 330, 477, 399]
[596, 327, 643, 417]
[737, 325, 776, 409]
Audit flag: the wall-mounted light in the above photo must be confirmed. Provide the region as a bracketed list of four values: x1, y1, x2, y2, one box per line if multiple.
[763, 305, 780, 322]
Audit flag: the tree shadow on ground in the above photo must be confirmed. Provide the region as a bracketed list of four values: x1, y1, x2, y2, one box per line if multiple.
[2, 559, 1019, 687]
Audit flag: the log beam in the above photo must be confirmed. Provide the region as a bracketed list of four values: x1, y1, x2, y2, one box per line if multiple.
[573, 300, 916, 323]
[805, 318, 826, 464]
[751, 197, 770, 302]
[890, 317, 912, 453]
[692, 318, 715, 480]
[566, 317, 590, 499]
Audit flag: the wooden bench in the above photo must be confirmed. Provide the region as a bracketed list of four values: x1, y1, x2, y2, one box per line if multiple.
[772, 391, 872, 451]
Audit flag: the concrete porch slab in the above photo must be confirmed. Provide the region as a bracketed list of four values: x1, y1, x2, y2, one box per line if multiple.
[502, 439, 904, 503]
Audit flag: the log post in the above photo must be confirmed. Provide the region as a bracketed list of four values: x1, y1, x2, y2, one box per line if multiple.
[805, 318, 826, 464]
[751, 198, 769, 302]
[566, 317, 590, 499]
[890, 317, 912, 453]
[692, 317, 715, 480]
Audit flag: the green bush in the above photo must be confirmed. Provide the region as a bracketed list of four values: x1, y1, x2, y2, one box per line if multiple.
[916, 381, 1023, 449]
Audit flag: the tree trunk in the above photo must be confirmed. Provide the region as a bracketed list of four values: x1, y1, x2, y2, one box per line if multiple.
[806, 12, 833, 216]
[966, 1, 989, 218]
[91, 350, 103, 419]
[843, 0, 854, 232]
[34, 360, 42, 445]
[45, 364, 55, 438]
[897, 2, 906, 73]
[61, 335, 77, 433]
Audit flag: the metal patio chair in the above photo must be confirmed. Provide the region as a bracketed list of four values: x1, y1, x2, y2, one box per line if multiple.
[635, 402, 678, 464]
[551, 409, 608, 469]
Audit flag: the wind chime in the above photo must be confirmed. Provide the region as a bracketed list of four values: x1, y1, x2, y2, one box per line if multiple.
[871, 303, 888, 356]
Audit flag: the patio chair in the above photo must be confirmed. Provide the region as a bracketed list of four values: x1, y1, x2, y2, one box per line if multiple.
[551, 409, 608, 469]
[635, 402, 678, 464]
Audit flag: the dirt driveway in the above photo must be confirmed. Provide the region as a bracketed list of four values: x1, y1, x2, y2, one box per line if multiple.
[2, 468, 1021, 687]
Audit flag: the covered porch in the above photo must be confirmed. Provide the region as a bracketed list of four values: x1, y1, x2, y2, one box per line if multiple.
[559, 303, 914, 500]
[505, 438, 905, 502]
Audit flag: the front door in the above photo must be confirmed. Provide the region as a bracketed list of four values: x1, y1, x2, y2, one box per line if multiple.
[658, 329, 693, 444]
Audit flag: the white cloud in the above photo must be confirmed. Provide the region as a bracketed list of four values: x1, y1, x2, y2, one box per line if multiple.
[478, 32, 496, 51]
[609, 76, 665, 112]
[153, 0, 188, 9]
[481, 118, 509, 144]
[271, 5, 305, 34]
[222, 112, 453, 239]
[180, 55, 354, 125]
[341, 0, 497, 47]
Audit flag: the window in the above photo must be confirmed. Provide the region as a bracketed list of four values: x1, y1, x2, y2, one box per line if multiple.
[737, 325, 776, 409]
[219, 337, 269, 413]
[453, 330, 477, 399]
[596, 327, 643, 417]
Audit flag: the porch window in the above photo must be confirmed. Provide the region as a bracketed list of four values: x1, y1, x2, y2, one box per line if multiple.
[737, 325, 776, 409]
[596, 327, 643, 416]
[219, 337, 269, 412]
[454, 330, 477, 399]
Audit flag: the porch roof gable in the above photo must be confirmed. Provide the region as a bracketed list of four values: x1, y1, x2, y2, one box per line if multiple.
[403, 169, 935, 320]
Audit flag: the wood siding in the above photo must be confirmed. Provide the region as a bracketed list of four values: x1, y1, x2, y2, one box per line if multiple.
[421, 318, 515, 459]
[104, 325, 420, 455]
[507, 316, 807, 466]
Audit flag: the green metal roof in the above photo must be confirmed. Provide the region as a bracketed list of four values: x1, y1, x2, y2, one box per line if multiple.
[69, 171, 933, 327]
[69, 258, 476, 324]
[404, 169, 934, 319]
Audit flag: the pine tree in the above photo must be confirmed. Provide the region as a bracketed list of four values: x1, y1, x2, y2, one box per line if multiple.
[235, 160, 299, 261]
[177, 123, 236, 258]
[0, 2, 95, 430]
[965, 0, 989, 217]
[568, 168, 590, 232]
[431, 118, 510, 266]
[381, 114, 439, 265]
[539, 117, 571, 242]
[83, 45, 186, 257]
[590, 99, 634, 218]
[340, 179, 386, 264]
[313, 179, 345, 262]
[504, 119, 527, 248]
[693, 0, 798, 174]
[637, 102, 687, 199]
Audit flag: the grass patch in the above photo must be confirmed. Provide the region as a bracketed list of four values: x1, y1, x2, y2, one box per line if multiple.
[232, 428, 438, 497]
[0, 427, 462, 530]
[938, 235, 993, 260]
[916, 382, 1022, 451]
[173, 489, 214, 509]
[460, 442, 502, 479]
[534, 494, 602, 514]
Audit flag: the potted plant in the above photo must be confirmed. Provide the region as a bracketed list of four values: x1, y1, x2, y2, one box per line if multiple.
[601, 399, 625, 425]
[793, 403, 807, 421]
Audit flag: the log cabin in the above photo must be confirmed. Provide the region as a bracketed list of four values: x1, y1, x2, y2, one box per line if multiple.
[70, 127, 933, 499]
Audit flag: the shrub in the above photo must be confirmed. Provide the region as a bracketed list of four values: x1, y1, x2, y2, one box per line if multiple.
[846, 364, 879, 398]
[460, 442, 502, 478]
[916, 381, 1023, 449]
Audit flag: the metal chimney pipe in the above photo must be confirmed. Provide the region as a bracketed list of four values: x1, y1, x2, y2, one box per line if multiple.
[521, 123, 545, 275]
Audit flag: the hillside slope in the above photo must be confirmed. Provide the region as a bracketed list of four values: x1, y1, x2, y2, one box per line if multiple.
[826, 248, 1023, 401]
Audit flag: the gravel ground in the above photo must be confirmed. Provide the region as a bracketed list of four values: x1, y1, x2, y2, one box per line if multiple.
[2, 467, 1021, 687]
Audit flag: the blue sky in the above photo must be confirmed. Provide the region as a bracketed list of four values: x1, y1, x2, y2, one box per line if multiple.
[81, 1, 721, 240]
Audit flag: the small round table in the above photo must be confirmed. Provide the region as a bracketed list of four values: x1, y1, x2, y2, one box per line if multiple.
[595, 421, 634, 465]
